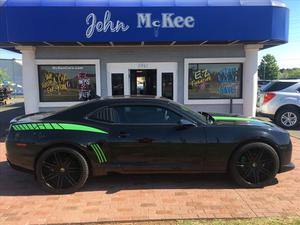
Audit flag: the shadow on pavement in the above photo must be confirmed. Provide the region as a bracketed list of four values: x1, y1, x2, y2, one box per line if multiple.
[0, 160, 278, 197]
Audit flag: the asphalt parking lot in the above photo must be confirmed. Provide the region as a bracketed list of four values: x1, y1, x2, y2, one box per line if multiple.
[0, 100, 25, 142]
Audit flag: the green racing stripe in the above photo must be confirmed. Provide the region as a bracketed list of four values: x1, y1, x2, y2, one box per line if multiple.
[12, 123, 108, 134]
[212, 116, 260, 123]
[90, 143, 107, 164]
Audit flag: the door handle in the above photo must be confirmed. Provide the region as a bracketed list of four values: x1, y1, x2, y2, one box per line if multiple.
[118, 132, 130, 138]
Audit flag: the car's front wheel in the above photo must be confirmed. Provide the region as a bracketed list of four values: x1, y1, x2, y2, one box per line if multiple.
[229, 142, 279, 188]
[36, 147, 89, 194]
[275, 106, 300, 129]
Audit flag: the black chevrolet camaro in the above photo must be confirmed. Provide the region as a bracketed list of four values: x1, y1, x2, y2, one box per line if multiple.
[6, 96, 294, 193]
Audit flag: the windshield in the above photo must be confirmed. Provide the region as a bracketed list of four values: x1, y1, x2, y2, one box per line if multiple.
[169, 101, 208, 124]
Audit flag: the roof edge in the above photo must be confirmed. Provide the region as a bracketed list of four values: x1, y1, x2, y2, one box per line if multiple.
[0, 0, 287, 8]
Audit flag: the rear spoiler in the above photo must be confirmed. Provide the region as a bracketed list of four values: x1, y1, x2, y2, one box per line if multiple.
[10, 112, 54, 124]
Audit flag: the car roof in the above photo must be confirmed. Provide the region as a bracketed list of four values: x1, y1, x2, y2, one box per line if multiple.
[46, 96, 173, 121]
[98, 95, 169, 101]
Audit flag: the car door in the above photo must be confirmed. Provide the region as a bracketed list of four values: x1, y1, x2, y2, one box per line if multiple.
[103, 104, 206, 172]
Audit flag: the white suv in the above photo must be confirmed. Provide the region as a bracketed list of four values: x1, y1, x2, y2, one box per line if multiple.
[257, 80, 300, 129]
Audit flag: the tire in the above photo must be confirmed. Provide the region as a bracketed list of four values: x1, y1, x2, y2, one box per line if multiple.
[36, 147, 89, 194]
[229, 142, 279, 188]
[275, 106, 300, 129]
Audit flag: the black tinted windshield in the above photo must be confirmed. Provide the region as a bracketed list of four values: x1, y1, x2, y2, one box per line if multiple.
[262, 81, 297, 92]
[170, 102, 208, 124]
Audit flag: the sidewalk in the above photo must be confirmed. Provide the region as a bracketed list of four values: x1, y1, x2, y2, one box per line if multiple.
[0, 138, 299, 225]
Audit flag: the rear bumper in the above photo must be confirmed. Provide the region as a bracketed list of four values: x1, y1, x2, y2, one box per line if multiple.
[7, 159, 34, 174]
[256, 112, 274, 120]
[5, 141, 36, 171]
[279, 162, 295, 173]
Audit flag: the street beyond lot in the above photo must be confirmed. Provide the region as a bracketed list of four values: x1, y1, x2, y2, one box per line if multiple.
[0, 100, 24, 142]
[0, 138, 299, 225]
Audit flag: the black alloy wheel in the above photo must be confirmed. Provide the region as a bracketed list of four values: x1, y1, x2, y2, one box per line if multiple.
[230, 142, 279, 188]
[36, 147, 89, 194]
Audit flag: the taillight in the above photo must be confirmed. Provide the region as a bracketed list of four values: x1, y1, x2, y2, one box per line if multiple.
[263, 92, 276, 104]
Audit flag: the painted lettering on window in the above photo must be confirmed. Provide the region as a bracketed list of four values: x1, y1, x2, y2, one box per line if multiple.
[191, 70, 212, 91]
[38, 65, 97, 102]
[188, 63, 242, 100]
[41, 73, 69, 94]
[217, 67, 239, 95]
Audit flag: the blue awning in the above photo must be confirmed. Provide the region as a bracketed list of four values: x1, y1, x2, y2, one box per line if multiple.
[0, 0, 289, 47]
[0, 0, 288, 7]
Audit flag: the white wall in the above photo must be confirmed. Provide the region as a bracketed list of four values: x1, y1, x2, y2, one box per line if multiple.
[18, 47, 39, 114]
[19, 45, 260, 116]
[243, 45, 262, 117]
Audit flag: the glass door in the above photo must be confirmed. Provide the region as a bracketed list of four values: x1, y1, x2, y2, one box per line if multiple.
[162, 73, 174, 100]
[107, 63, 177, 100]
[130, 69, 157, 96]
[111, 73, 124, 96]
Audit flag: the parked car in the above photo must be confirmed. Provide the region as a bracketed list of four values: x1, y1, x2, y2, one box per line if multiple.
[257, 80, 300, 129]
[6, 96, 294, 193]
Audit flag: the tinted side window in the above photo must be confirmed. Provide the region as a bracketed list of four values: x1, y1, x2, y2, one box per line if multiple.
[263, 82, 297, 92]
[113, 106, 181, 124]
[89, 107, 120, 123]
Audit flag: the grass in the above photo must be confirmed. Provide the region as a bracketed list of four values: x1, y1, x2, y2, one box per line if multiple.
[92, 218, 300, 225]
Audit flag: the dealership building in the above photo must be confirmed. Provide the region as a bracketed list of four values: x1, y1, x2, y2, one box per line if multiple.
[0, 0, 289, 116]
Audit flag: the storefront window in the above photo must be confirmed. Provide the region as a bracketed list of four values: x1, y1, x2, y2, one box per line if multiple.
[38, 65, 97, 102]
[188, 63, 242, 99]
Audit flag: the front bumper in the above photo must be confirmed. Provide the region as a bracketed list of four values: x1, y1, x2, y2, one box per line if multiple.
[279, 162, 295, 173]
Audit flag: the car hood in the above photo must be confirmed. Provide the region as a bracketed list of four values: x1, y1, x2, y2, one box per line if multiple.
[211, 114, 274, 127]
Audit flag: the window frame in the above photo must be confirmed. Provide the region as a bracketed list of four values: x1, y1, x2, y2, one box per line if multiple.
[36, 59, 101, 108]
[184, 58, 245, 105]
[86, 103, 192, 126]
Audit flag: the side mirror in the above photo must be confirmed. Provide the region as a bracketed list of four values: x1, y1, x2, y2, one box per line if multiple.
[177, 119, 196, 129]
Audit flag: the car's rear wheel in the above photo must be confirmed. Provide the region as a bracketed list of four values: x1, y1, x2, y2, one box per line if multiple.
[229, 143, 279, 188]
[36, 147, 89, 194]
[275, 106, 300, 129]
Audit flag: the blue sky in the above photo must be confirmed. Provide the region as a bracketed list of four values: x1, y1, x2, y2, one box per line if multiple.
[0, 0, 299, 69]
[258, 0, 300, 69]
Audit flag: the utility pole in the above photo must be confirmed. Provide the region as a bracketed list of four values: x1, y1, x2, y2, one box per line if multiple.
[263, 62, 266, 80]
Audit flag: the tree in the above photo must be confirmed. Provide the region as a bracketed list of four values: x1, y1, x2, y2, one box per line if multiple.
[258, 54, 280, 80]
[279, 68, 300, 79]
[0, 69, 10, 84]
